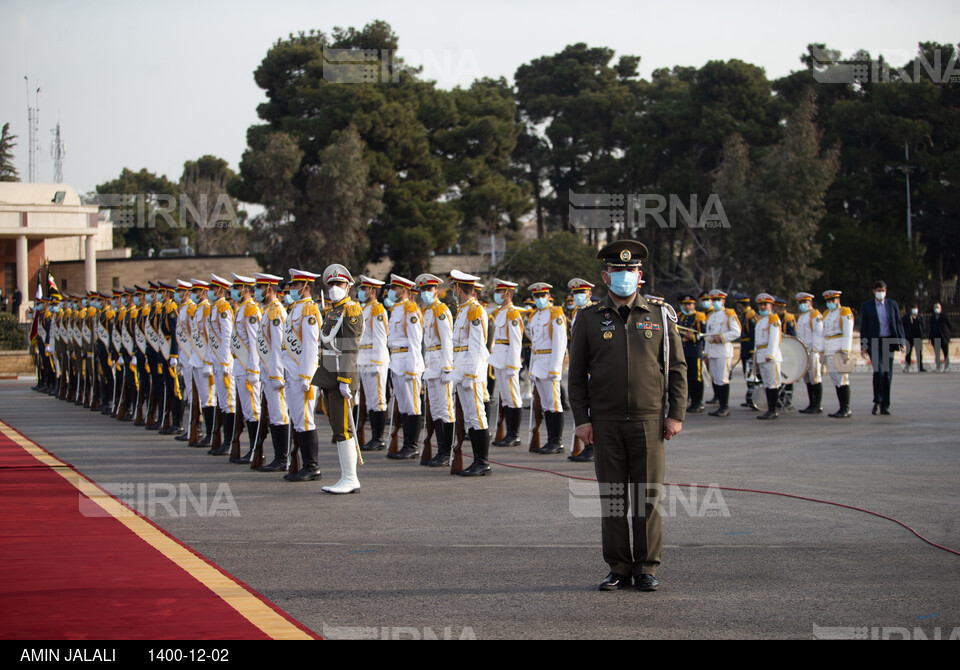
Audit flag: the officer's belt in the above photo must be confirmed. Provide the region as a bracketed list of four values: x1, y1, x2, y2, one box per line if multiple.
[390, 347, 408, 354]
[358, 344, 372, 350]
[533, 349, 552, 355]
[825, 334, 843, 339]
[426, 345, 442, 352]
[453, 346, 469, 352]
[494, 339, 510, 345]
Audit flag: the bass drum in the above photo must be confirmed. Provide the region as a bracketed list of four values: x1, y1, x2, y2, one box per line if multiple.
[779, 335, 809, 385]
[751, 385, 767, 410]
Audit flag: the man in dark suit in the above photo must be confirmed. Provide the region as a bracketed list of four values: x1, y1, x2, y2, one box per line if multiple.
[859, 280, 906, 415]
[929, 303, 952, 372]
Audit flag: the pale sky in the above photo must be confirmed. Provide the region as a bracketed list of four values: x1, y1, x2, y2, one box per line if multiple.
[2, 0, 957, 197]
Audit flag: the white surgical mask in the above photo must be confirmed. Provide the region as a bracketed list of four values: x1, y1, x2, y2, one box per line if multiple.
[875, 291, 886, 301]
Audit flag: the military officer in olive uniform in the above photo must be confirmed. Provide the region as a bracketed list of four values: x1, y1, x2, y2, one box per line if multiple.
[315, 264, 365, 494]
[569, 240, 686, 593]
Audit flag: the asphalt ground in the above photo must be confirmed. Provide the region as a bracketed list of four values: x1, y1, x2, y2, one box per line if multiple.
[1, 368, 958, 640]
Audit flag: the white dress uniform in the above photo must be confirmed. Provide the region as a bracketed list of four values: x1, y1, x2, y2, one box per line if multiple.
[175, 281, 197, 417]
[527, 295, 567, 414]
[358, 293, 390, 413]
[822, 297, 854, 388]
[208, 284, 236, 415]
[753, 304, 782, 390]
[489, 295, 524, 410]
[796, 302, 824, 385]
[705, 303, 742, 385]
[258, 296, 289, 426]
[387, 293, 424, 416]
[421, 292, 455, 423]
[189, 287, 215, 409]
[232, 294, 262, 423]
[282, 288, 321, 433]
[450, 294, 490, 431]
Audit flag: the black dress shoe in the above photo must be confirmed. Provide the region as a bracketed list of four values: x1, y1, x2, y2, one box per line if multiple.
[872, 403, 879, 415]
[635, 573, 659, 591]
[599, 572, 631, 591]
[880, 408, 891, 415]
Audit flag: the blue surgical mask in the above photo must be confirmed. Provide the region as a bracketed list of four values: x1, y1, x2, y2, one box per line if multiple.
[207, 290, 217, 303]
[231, 288, 242, 302]
[133, 296, 140, 306]
[574, 293, 588, 308]
[383, 297, 395, 309]
[51, 304, 60, 312]
[254, 288, 264, 303]
[712, 300, 723, 311]
[284, 293, 294, 305]
[145, 294, 153, 304]
[357, 289, 367, 303]
[493, 292, 504, 306]
[798, 303, 810, 313]
[421, 290, 436, 306]
[534, 297, 550, 310]
[758, 308, 770, 317]
[387, 288, 399, 304]
[701, 300, 711, 310]
[827, 302, 838, 311]
[81, 299, 88, 307]
[288, 289, 301, 302]
[681, 307, 693, 316]
[608, 271, 638, 298]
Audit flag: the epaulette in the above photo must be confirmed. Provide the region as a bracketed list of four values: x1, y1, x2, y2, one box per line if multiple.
[743, 307, 755, 319]
[550, 305, 565, 319]
[695, 311, 707, 323]
[243, 302, 260, 318]
[784, 313, 796, 324]
[840, 306, 853, 317]
[468, 303, 484, 321]
[769, 314, 781, 326]
[301, 301, 321, 318]
[810, 309, 821, 319]
[266, 303, 282, 320]
[165, 302, 177, 315]
[403, 300, 419, 315]
[186, 303, 198, 317]
[506, 306, 521, 321]
[725, 308, 737, 317]
[370, 302, 385, 317]
[345, 301, 363, 318]
[216, 300, 232, 315]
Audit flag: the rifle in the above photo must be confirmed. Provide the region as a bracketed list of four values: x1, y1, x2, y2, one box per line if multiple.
[287, 428, 301, 477]
[450, 394, 465, 475]
[230, 388, 242, 462]
[494, 398, 505, 443]
[357, 385, 367, 446]
[188, 378, 201, 445]
[210, 406, 223, 451]
[145, 374, 159, 427]
[387, 397, 401, 455]
[133, 366, 146, 424]
[420, 387, 434, 465]
[250, 392, 269, 470]
[528, 387, 542, 452]
[570, 433, 583, 459]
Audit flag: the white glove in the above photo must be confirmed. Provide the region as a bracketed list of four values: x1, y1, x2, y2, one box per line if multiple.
[339, 382, 351, 398]
[270, 377, 284, 391]
[300, 378, 312, 394]
[247, 371, 259, 385]
[169, 358, 178, 370]
[444, 370, 463, 386]
[202, 365, 213, 377]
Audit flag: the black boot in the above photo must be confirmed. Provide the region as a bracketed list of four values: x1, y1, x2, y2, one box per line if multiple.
[389, 414, 421, 460]
[233, 420, 258, 464]
[493, 406, 522, 447]
[708, 385, 730, 417]
[426, 421, 454, 467]
[569, 442, 594, 462]
[286, 430, 322, 481]
[361, 410, 387, 451]
[537, 411, 565, 454]
[258, 424, 290, 472]
[800, 383, 823, 414]
[457, 428, 491, 477]
[757, 388, 780, 420]
[829, 386, 852, 418]
[706, 383, 719, 404]
[210, 413, 235, 455]
[193, 407, 216, 447]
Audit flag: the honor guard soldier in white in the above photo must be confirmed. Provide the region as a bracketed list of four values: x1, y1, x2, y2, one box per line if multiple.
[316, 264, 365, 494]
[418, 273, 456, 467]
[172, 280, 196, 439]
[385, 274, 426, 460]
[253, 273, 291, 472]
[822, 289, 854, 418]
[188, 279, 217, 447]
[704, 289, 741, 417]
[207, 274, 237, 455]
[527, 281, 568, 453]
[283, 269, 322, 482]
[356, 275, 390, 452]
[753, 293, 783, 420]
[795, 291, 825, 414]
[447, 270, 492, 476]
[229, 273, 263, 463]
[488, 278, 523, 448]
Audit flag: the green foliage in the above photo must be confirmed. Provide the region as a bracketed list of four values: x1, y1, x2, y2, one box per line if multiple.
[0, 311, 27, 350]
[180, 155, 248, 255]
[494, 232, 605, 302]
[0, 123, 19, 182]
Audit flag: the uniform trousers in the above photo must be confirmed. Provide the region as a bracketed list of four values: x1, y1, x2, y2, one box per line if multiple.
[493, 367, 522, 409]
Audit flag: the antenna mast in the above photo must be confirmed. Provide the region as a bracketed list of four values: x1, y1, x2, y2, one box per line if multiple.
[50, 119, 65, 183]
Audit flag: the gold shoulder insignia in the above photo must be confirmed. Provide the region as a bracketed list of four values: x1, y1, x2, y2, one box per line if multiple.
[840, 306, 853, 317]
[346, 301, 363, 318]
[302, 301, 321, 318]
[371, 302, 385, 317]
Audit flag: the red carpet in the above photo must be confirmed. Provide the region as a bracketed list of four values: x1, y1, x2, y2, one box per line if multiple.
[0, 420, 318, 640]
